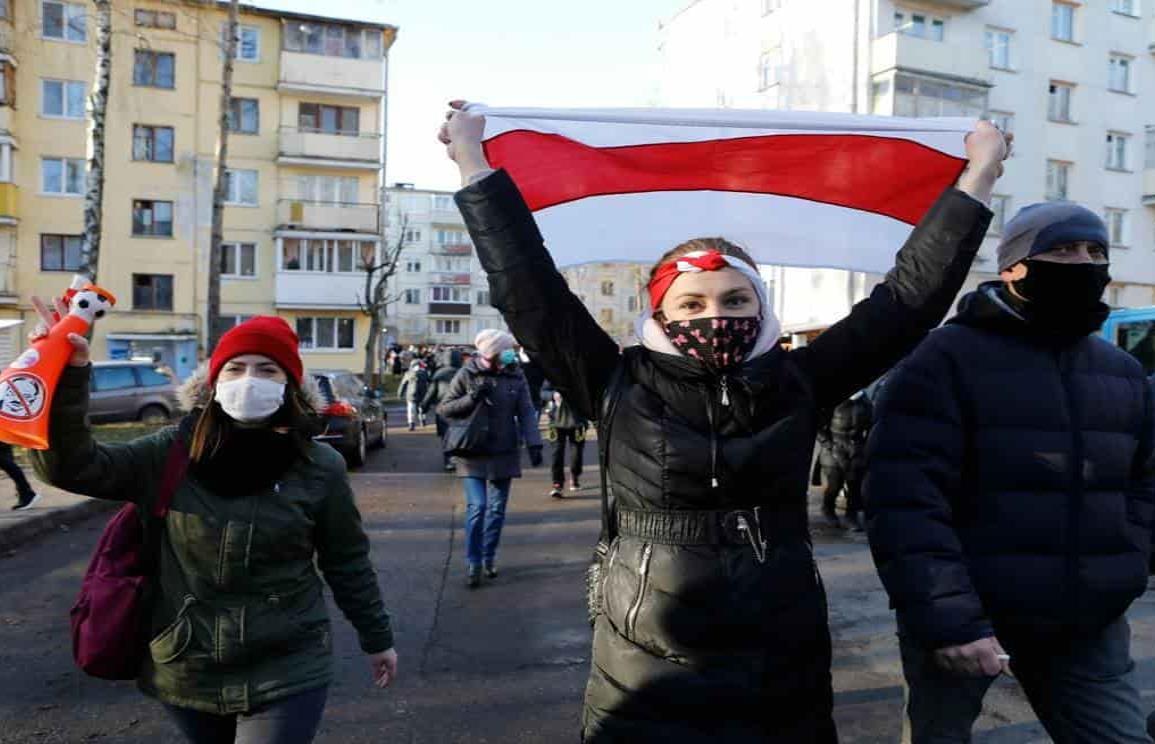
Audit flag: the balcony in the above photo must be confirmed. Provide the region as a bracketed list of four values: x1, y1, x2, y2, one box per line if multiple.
[433, 272, 472, 285]
[1143, 168, 1155, 206]
[279, 127, 382, 169]
[872, 32, 991, 87]
[431, 207, 464, 224]
[278, 50, 386, 99]
[0, 183, 17, 225]
[277, 199, 379, 234]
[920, 0, 989, 8]
[275, 271, 365, 309]
[431, 243, 472, 256]
[428, 302, 471, 316]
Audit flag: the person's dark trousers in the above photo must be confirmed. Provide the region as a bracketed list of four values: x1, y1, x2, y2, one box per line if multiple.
[843, 473, 864, 523]
[898, 617, 1151, 743]
[164, 686, 328, 744]
[435, 415, 452, 468]
[821, 465, 846, 517]
[0, 442, 36, 502]
[550, 428, 585, 486]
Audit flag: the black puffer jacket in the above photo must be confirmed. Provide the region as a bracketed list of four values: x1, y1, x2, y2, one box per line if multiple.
[817, 395, 873, 475]
[455, 169, 990, 743]
[866, 284, 1155, 650]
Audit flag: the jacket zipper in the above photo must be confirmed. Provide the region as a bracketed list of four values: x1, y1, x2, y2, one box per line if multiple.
[625, 543, 653, 639]
[706, 377, 730, 488]
[1058, 350, 1085, 620]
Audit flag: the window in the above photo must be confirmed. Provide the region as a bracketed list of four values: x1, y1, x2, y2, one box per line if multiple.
[1048, 82, 1074, 123]
[1051, 2, 1075, 42]
[134, 50, 175, 89]
[599, 308, 615, 325]
[0, 0, 10, 20]
[403, 229, 422, 243]
[222, 24, 260, 61]
[988, 195, 1011, 235]
[405, 260, 421, 273]
[434, 319, 462, 335]
[138, 367, 172, 386]
[1115, 319, 1155, 375]
[1106, 132, 1130, 171]
[1045, 160, 1071, 201]
[41, 79, 85, 118]
[42, 1, 86, 42]
[41, 157, 85, 195]
[628, 296, 639, 313]
[132, 274, 173, 310]
[601, 281, 615, 296]
[1104, 208, 1128, 247]
[431, 286, 468, 302]
[758, 48, 781, 90]
[296, 317, 355, 350]
[0, 62, 14, 107]
[892, 73, 987, 118]
[762, 0, 783, 13]
[1110, 0, 1138, 16]
[224, 169, 258, 206]
[433, 194, 454, 210]
[93, 366, 137, 391]
[40, 234, 83, 271]
[1109, 55, 1133, 94]
[1147, 126, 1155, 168]
[298, 175, 358, 204]
[985, 28, 1013, 70]
[477, 290, 490, 306]
[894, 10, 945, 41]
[403, 288, 421, 304]
[132, 125, 174, 163]
[135, 9, 175, 29]
[284, 22, 384, 60]
[132, 200, 174, 236]
[436, 228, 467, 245]
[221, 242, 256, 277]
[989, 111, 1014, 136]
[227, 98, 259, 134]
[279, 238, 374, 273]
[434, 256, 468, 272]
[298, 103, 359, 136]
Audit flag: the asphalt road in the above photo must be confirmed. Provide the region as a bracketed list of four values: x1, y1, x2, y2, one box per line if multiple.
[2, 425, 1155, 743]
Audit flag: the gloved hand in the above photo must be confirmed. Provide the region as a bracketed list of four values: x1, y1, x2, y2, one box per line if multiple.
[528, 445, 543, 467]
[471, 380, 494, 402]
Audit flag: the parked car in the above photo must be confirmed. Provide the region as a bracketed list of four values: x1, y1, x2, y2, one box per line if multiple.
[309, 370, 387, 468]
[89, 361, 179, 424]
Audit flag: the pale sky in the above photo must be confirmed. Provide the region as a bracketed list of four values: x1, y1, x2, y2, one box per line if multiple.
[252, 0, 687, 191]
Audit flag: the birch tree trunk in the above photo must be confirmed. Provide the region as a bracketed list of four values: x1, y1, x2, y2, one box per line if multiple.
[207, 0, 240, 351]
[80, 0, 112, 281]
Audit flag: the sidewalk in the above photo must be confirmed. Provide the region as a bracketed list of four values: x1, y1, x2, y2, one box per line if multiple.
[0, 474, 110, 554]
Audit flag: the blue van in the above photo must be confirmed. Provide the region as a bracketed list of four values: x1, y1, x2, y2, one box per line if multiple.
[1102, 307, 1155, 377]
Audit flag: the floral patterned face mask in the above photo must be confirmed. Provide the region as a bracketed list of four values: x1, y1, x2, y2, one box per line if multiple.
[663, 316, 762, 370]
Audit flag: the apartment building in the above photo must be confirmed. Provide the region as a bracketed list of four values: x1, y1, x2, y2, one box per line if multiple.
[659, 0, 1155, 330]
[0, 0, 395, 377]
[559, 262, 648, 346]
[383, 184, 506, 346]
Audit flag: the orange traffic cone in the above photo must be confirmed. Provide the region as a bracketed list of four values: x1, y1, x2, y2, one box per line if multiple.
[0, 276, 116, 449]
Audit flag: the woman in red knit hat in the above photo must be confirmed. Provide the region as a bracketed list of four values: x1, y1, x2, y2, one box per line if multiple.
[28, 307, 398, 744]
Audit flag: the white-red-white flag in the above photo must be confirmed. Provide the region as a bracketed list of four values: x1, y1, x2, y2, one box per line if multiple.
[474, 106, 974, 274]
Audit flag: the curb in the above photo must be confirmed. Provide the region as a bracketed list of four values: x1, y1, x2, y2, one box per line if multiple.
[0, 498, 115, 553]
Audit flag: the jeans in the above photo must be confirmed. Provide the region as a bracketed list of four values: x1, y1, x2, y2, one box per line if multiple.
[164, 686, 328, 744]
[0, 442, 35, 501]
[406, 401, 425, 428]
[550, 428, 585, 486]
[463, 477, 512, 568]
[899, 617, 1151, 743]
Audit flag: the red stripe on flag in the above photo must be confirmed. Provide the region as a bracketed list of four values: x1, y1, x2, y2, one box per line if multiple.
[483, 131, 966, 226]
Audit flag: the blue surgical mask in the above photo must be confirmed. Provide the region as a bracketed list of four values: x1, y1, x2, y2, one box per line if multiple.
[499, 349, 518, 366]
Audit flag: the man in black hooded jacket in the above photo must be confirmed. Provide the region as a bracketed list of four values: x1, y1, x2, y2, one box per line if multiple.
[866, 202, 1155, 743]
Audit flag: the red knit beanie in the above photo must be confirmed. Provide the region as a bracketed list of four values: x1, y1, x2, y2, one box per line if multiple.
[208, 316, 303, 385]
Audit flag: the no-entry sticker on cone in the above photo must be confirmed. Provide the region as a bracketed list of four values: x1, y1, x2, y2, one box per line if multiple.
[0, 373, 46, 422]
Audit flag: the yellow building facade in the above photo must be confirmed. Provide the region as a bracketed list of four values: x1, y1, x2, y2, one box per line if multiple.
[0, 0, 395, 378]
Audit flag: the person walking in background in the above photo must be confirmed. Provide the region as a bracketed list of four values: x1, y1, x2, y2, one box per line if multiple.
[397, 361, 430, 431]
[438, 329, 543, 589]
[519, 349, 547, 421]
[547, 388, 588, 499]
[816, 390, 873, 531]
[1, 441, 39, 510]
[29, 311, 398, 744]
[422, 348, 464, 472]
[866, 202, 1155, 743]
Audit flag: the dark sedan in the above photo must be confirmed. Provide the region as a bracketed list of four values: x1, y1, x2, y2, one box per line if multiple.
[310, 370, 387, 468]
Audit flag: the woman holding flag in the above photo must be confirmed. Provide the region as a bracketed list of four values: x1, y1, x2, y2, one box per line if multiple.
[439, 102, 1009, 742]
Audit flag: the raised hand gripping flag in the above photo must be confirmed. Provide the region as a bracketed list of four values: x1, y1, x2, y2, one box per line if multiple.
[473, 106, 973, 274]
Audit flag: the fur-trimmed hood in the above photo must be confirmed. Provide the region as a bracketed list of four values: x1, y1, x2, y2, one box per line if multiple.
[177, 362, 326, 412]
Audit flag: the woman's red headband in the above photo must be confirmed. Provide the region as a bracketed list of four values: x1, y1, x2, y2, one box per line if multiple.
[647, 251, 731, 311]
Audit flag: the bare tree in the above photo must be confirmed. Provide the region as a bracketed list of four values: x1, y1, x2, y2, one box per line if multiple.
[206, 0, 240, 351]
[358, 216, 407, 387]
[80, 0, 113, 281]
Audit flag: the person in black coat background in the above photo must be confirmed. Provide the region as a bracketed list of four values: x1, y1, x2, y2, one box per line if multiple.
[866, 202, 1155, 743]
[816, 391, 873, 531]
[440, 102, 1009, 743]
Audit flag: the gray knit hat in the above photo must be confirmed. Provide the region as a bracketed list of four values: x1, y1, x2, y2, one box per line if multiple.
[996, 202, 1109, 272]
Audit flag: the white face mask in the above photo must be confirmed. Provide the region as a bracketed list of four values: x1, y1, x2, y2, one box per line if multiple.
[215, 376, 286, 424]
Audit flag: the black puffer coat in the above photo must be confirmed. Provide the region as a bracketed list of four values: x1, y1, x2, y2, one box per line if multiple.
[455, 169, 990, 743]
[817, 395, 873, 475]
[866, 284, 1155, 650]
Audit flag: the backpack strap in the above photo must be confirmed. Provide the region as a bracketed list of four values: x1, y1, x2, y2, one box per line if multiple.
[151, 433, 189, 519]
[596, 362, 628, 550]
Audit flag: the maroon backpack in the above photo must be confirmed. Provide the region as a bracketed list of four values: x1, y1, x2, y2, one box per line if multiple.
[70, 436, 188, 680]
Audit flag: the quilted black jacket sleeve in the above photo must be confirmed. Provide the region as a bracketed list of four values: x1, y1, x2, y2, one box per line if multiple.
[454, 170, 621, 422]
